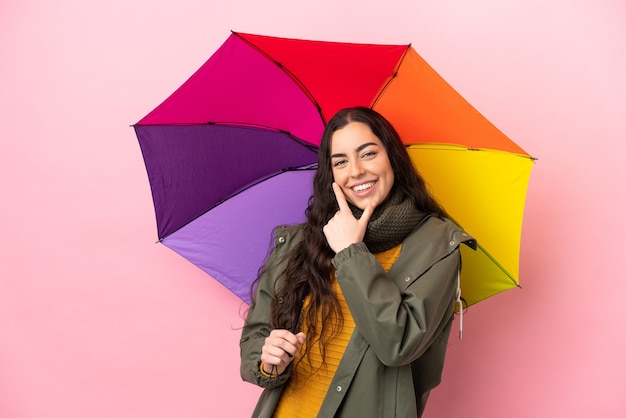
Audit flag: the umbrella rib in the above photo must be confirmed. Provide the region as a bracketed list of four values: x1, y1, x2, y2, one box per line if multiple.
[370, 44, 411, 109]
[136, 120, 319, 153]
[205, 121, 320, 153]
[158, 164, 318, 242]
[474, 241, 521, 287]
[446, 215, 521, 289]
[232, 31, 326, 125]
[406, 143, 537, 161]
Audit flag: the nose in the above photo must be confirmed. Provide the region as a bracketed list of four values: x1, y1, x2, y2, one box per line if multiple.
[350, 160, 365, 177]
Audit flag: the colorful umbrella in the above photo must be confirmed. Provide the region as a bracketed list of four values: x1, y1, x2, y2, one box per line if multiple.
[134, 31, 535, 308]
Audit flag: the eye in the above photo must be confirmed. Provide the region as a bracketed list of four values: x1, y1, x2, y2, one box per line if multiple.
[332, 159, 347, 168]
[361, 150, 377, 159]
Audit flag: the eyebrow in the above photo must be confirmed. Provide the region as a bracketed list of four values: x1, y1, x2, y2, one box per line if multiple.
[330, 142, 379, 159]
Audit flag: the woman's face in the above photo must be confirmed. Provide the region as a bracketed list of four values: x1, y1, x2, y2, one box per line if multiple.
[329, 121, 395, 210]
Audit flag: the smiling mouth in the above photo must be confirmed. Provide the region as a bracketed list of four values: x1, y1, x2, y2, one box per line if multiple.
[352, 182, 375, 192]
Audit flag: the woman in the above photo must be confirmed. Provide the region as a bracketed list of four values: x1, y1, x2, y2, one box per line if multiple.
[240, 107, 475, 417]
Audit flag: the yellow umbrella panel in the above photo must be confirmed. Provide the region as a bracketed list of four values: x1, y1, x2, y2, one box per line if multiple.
[373, 45, 535, 308]
[408, 144, 534, 307]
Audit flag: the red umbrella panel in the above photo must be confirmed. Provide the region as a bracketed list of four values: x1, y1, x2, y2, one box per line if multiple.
[134, 32, 534, 307]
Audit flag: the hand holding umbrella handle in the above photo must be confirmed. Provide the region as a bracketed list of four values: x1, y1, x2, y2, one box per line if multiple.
[260, 329, 306, 376]
[323, 183, 375, 254]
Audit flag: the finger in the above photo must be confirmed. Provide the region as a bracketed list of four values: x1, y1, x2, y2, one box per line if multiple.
[295, 332, 307, 346]
[267, 330, 300, 357]
[261, 344, 286, 366]
[331, 182, 351, 212]
[269, 329, 299, 347]
[279, 339, 301, 358]
[263, 339, 295, 363]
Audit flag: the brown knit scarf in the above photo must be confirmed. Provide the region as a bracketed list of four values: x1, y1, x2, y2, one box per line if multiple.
[348, 187, 425, 253]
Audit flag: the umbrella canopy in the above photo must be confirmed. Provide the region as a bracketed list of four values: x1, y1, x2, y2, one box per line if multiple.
[134, 31, 535, 307]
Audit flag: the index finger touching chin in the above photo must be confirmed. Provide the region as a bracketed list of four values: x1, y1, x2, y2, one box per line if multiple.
[332, 182, 350, 211]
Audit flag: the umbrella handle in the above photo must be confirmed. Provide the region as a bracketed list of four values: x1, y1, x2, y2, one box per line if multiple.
[455, 269, 463, 340]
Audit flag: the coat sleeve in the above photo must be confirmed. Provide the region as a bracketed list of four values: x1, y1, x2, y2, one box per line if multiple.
[332, 224, 469, 367]
[239, 231, 293, 389]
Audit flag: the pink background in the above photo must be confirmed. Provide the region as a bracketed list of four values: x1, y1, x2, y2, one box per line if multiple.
[2, 0, 625, 417]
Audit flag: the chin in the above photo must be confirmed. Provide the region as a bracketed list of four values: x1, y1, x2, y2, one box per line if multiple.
[353, 200, 372, 211]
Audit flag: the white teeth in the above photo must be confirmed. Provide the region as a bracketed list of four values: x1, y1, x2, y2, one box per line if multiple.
[353, 182, 374, 192]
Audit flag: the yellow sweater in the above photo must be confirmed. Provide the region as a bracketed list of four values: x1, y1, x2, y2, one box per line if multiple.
[274, 244, 402, 418]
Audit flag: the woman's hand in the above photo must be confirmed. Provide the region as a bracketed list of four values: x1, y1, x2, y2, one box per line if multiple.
[323, 182, 375, 254]
[261, 329, 306, 376]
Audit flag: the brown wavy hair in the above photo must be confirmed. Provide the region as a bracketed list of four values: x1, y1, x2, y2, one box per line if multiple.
[250, 107, 447, 365]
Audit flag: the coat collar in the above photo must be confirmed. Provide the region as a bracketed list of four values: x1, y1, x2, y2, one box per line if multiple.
[389, 216, 476, 290]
